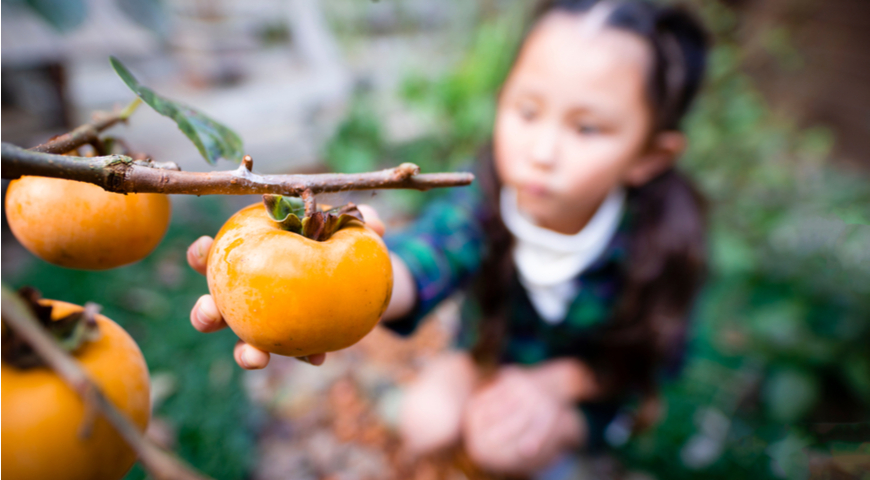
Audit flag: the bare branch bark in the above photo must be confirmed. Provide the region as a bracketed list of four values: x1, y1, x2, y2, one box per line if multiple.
[0, 286, 213, 480]
[1, 143, 474, 196]
[29, 99, 142, 155]
[302, 189, 317, 217]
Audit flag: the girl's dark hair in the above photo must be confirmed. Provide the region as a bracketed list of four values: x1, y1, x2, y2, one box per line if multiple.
[539, 0, 709, 130]
[473, 0, 710, 400]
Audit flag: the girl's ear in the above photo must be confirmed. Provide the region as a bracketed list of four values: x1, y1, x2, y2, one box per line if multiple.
[624, 131, 686, 187]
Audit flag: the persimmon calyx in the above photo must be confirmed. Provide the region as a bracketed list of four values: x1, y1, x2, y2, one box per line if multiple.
[1, 287, 101, 369]
[263, 194, 305, 231]
[262, 194, 364, 241]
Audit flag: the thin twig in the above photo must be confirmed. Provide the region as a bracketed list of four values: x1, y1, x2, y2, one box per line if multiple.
[302, 189, 317, 217]
[29, 99, 142, 155]
[1, 143, 474, 196]
[1, 286, 213, 480]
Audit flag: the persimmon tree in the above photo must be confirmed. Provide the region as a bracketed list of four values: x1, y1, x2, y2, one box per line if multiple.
[1, 58, 472, 480]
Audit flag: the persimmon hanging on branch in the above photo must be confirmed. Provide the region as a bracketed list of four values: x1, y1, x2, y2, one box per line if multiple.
[1, 58, 472, 271]
[1, 287, 210, 480]
[1, 57, 474, 480]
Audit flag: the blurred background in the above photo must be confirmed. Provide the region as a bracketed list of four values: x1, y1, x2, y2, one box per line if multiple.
[2, 0, 869, 479]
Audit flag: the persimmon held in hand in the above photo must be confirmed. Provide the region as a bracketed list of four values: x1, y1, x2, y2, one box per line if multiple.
[5, 176, 171, 270]
[1, 298, 151, 480]
[206, 198, 393, 358]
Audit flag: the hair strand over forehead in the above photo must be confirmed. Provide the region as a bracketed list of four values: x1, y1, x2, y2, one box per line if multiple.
[534, 0, 710, 131]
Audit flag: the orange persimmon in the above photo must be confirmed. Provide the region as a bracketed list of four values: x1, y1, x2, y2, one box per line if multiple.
[1, 300, 151, 480]
[5, 176, 171, 270]
[206, 203, 393, 358]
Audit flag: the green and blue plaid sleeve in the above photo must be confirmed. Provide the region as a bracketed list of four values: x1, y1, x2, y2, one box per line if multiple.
[383, 184, 488, 336]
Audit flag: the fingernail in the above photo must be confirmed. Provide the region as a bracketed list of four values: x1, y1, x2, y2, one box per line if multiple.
[196, 310, 214, 327]
[196, 238, 206, 258]
[196, 300, 220, 326]
[240, 349, 253, 369]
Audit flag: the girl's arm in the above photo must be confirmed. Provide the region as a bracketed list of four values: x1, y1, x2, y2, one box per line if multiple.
[382, 254, 417, 321]
[376, 182, 489, 335]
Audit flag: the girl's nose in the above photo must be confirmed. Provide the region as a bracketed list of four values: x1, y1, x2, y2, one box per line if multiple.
[529, 125, 559, 169]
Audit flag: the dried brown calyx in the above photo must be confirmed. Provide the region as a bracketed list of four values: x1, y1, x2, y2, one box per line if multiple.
[1, 287, 101, 369]
[262, 194, 365, 242]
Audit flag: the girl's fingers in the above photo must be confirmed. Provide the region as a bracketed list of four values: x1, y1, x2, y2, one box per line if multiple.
[357, 204, 385, 237]
[476, 389, 521, 428]
[483, 403, 533, 446]
[517, 408, 553, 458]
[190, 295, 227, 333]
[297, 353, 327, 366]
[474, 377, 523, 424]
[234, 341, 270, 370]
[186, 236, 213, 276]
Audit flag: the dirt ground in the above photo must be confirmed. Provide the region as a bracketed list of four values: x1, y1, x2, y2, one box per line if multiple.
[247, 301, 468, 480]
[237, 300, 642, 480]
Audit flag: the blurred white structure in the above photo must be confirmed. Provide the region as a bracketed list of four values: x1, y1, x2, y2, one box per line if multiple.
[2, 0, 502, 173]
[2, 0, 352, 173]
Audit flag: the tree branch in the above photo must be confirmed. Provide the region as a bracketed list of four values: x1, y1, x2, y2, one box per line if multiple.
[1, 143, 474, 196]
[1, 286, 213, 480]
[29, 99, 142, 155]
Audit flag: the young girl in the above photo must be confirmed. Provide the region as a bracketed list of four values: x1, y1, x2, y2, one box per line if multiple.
[187, 0, 709, 474]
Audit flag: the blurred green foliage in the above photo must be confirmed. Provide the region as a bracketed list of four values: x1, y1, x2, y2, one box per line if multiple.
[5, 196, 260, 480]
[324, 9, 524, 213]
[323, 1, 870, 478]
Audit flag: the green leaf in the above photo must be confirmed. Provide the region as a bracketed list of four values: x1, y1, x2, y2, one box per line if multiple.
[115, 0, 168, 38]
[261, 196, 364, 241]
[763, 367, 819, 423]
[110, 56, 244, 165]
[766, 432, 811, 480]
[262, 195, 304, 233]
[831, 206, 870, 226]
[23, 0, 87, 33]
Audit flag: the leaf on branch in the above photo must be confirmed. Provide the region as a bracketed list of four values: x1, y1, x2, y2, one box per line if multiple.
[110, 57, 244, 165]
[23, 0, 88, 33]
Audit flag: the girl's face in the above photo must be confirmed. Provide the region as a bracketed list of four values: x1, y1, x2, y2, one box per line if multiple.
[494, 12, 668, 234]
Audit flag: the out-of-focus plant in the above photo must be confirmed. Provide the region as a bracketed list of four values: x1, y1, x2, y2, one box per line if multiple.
[324, 6, 524, 212]
[4, 0, 168, 37]
[323, 1, 869, 478]
[620, 2, 870, 478]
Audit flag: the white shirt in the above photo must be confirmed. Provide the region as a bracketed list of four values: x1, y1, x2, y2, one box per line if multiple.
[500, 186, 626, 324]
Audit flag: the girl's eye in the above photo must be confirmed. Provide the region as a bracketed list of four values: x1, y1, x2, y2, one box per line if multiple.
[574, 123, 601, 135]
[517, 102, 538, 121]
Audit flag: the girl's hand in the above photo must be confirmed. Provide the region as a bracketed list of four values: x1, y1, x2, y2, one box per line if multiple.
[185, 204, 386, 370]
[462, 366, 582, 474]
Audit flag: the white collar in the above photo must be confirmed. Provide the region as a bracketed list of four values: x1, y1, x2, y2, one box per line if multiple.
[500, 186, 626, 323]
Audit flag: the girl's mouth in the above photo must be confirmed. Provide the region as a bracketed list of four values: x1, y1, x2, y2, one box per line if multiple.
[520, 183, 550, 198]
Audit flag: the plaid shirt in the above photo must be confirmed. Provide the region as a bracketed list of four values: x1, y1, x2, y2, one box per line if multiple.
[384, 182, 630, 367]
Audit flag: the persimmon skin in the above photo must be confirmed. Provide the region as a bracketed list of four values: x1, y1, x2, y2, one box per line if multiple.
[1, 300, 151, 480]
[5, 176, 171, 270]
[207, 203, 393, 358]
